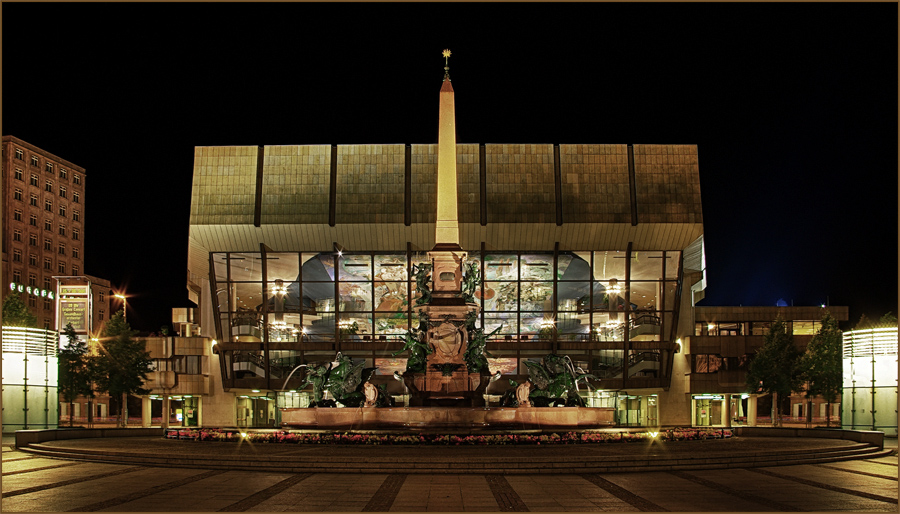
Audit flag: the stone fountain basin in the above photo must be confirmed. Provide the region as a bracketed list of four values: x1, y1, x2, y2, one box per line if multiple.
[280, 406, 616, 430]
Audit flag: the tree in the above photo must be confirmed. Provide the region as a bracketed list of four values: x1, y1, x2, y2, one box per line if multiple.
[2, 293, 38, 327]
[95, 310, 153, 428]
[58, 323, 94, 427]
[746, 317, 803, 426]
[799, 313, 842, 427]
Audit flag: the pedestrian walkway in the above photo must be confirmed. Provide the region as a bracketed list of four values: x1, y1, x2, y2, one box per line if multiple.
[2, 439, 897, 512]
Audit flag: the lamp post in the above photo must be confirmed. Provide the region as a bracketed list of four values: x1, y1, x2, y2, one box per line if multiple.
[114, 293, 127, 323]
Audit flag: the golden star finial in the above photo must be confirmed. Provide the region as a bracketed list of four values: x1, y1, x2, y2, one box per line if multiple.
[442, 49, 451, 80]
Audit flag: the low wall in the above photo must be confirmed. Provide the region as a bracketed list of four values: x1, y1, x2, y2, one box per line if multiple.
[733, 426, 884, 449]
[281, 406, 616, 430]
[15, 428, 165, 449]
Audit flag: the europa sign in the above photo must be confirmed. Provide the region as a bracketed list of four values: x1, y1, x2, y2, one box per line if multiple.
[8, 282, 55, 299]
[59, 299, 89, 332]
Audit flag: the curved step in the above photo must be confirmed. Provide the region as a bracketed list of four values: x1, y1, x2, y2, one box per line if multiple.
[19, 441, 890, 475]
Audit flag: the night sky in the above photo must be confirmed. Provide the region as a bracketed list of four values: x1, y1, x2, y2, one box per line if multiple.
[3, 3, 897, 332]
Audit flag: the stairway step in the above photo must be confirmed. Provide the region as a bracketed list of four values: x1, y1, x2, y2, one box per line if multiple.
[21, 442, 890, 474]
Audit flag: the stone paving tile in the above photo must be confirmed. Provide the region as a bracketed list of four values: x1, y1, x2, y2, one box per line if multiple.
[598, 471, 773, 511]
[246, 473, 387, 512]
[98, 471, 293, 512]
[0, 466, 210, 512]
[818, 460, 897, 480]
[506, 474, 636, 512]
[749, 465, 899, 505]
[1, 461, 139, 494]
[689, 467, 896, 511]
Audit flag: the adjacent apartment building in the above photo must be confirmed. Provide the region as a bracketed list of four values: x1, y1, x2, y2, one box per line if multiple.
[2, 136, 87, 329]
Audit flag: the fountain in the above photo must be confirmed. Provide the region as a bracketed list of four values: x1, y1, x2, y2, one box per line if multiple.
[279, 49, 615, 431]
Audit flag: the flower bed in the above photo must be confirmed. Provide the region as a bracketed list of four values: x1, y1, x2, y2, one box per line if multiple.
[166, 427, 732, 445]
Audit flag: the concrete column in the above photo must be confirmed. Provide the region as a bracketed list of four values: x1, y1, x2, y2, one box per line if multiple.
[141, 396, 151, 427]
[162, 396, 170, 429]
[723, 394, 732, 427]
[748, 395, 757, 426]
[197, 397, 203, 427]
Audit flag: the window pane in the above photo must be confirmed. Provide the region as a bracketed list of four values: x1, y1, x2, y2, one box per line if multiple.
[519, 312, 550, 336]
[556, 280, 587, 313]
[232, 282, 262, 311]
[339, 314, 372, 337]
[519, 281, 553, 310]
[229, 253, 263, 282]
[374, 254, 408, 281]
[303, 253, 335, 282]
[266, 253, 300, 284]
[631, 251, 664, 280]
[483, 254, 517, 280]
[792, 321, 817, 335]
[374, 313, 409, 335]
[520, 254, 553, 280]
[338, 254, 371, 281]
[374, 281, 406, 312]
[557, 252, 591, 280]
[484, 313, 516, 336]
[630, 281, 659, 311]
[484, 282, 517, 311]
[339, 282, 372, 311]
[593, 251, 626, 281]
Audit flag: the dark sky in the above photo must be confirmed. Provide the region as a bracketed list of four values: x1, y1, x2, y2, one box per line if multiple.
[3, 3, 897, 332]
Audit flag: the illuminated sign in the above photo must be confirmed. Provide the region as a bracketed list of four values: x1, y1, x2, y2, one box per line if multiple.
[8, 282, 54, 299]
[59, 285, 89, 296]
[59, 299, 89, 332]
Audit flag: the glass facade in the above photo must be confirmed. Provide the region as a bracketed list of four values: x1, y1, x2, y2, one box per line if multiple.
[211, 249, 683, 395]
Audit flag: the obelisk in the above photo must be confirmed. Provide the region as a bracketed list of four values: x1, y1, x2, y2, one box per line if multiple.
[430, 49, 466, 299]
[423, 49, 471, 396]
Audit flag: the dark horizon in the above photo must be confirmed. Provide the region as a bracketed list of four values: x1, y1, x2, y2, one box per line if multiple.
[3, 2, 896, 332]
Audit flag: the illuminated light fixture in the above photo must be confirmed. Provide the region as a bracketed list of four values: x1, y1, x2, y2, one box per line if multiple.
[539, 319, 555, 329]
[211, 339, 217, 350]
[251, 389, 261, 393]
[271, 279, 288, 296]
[649, 431, 659, 438]
[240, 432, 247, 438]
[301, 326, 308, 334]
[607, 278, 622, 295]
[708, 324, 715, 331]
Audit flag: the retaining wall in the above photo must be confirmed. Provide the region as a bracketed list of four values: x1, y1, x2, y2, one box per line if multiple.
[15, 428, 165, 449]
[733, 426, 884, 449]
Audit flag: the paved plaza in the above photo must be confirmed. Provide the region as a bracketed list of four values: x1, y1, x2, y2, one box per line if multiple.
[2, 435, 897, 512]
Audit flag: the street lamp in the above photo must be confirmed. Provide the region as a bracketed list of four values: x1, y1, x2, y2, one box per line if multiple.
[114, 293, 127, 323]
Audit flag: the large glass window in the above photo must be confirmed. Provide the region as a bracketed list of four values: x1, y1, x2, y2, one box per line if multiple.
[207, 249, 684, 361]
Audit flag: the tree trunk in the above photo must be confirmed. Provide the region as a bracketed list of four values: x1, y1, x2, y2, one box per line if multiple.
[826, 402, 831, 428]
[87, 400, 93, 428]
[69, 401, 75, 427]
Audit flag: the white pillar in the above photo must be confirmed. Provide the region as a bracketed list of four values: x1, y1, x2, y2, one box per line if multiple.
[141, 396, 151, 428]
[748, 395, 757, 426]
[162, 396, 170, 429]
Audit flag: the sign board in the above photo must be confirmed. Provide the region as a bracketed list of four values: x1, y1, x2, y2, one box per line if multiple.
[59, 299, 89, 332]
[59, 285, 89, 297]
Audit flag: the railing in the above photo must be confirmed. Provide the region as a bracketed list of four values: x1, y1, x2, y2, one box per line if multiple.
[57, 416, 181, 426]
